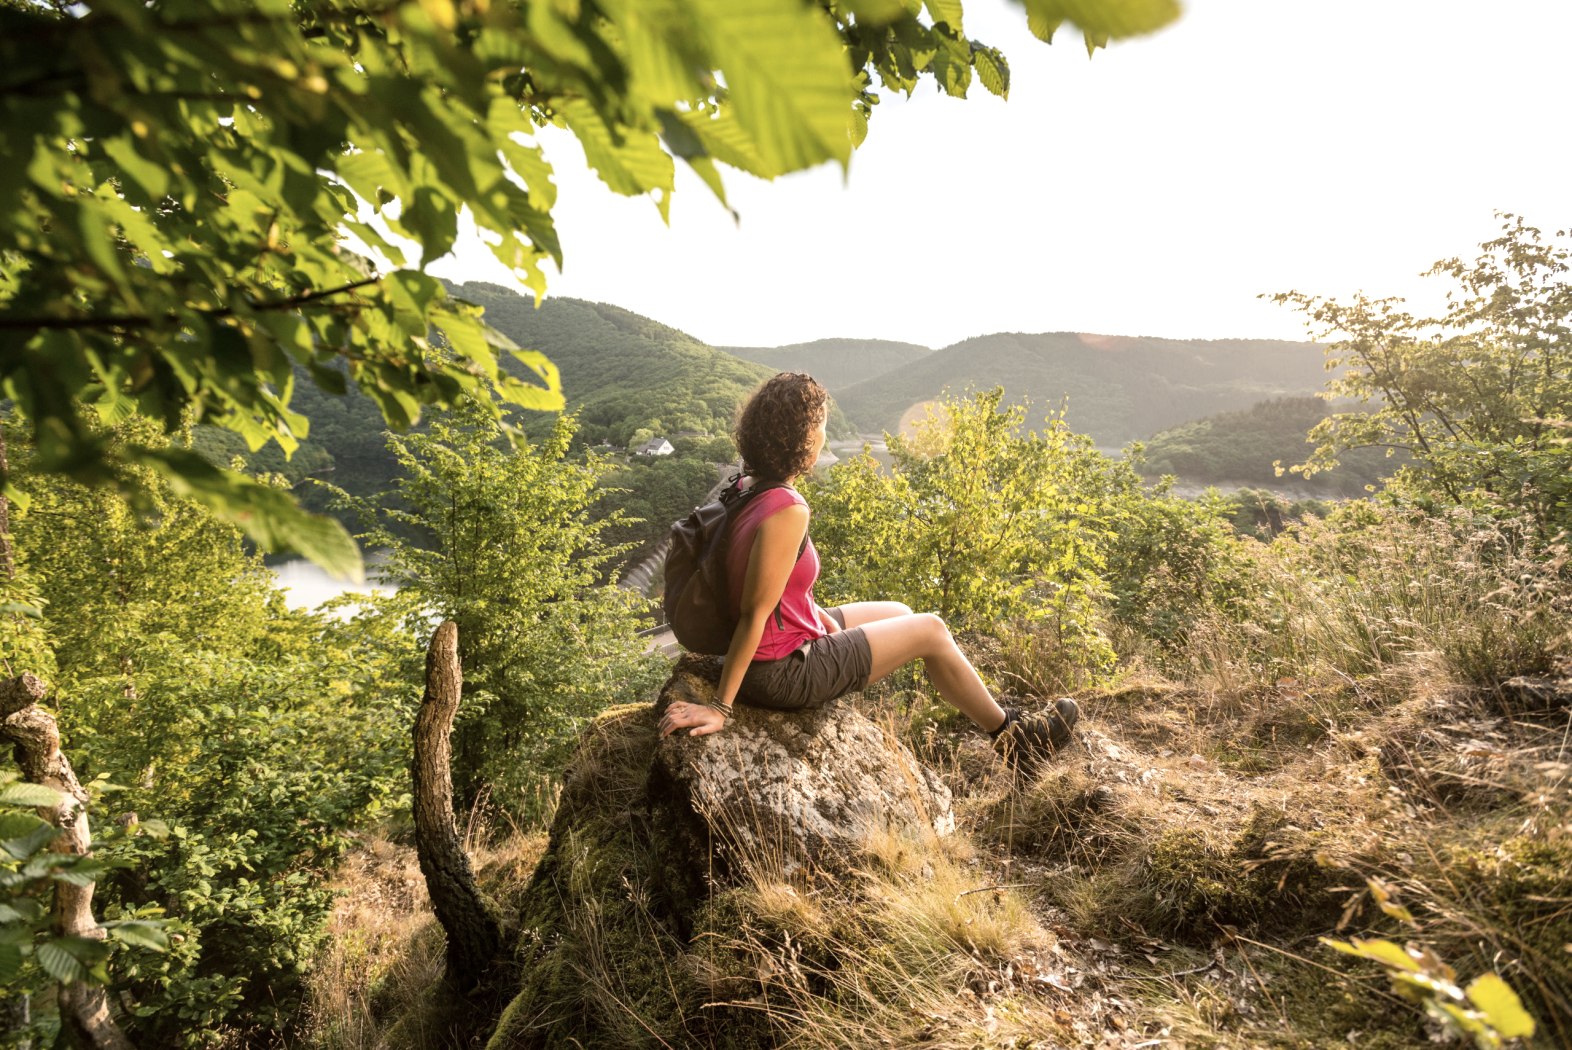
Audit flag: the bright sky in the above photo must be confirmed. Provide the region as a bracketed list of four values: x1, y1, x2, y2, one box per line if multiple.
[431, 0, 1571, 350]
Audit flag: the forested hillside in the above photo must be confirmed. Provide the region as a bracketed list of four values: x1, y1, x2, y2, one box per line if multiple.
[722, 337, 933, 392]
[1140, 396, 1396, 493]
[450, 283, 781, 446]
[836, 332, 1330, 442]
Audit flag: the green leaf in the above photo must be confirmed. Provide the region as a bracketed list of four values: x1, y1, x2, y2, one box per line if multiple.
[619, 3, 705, 104]
[0, 814, 60, 861]
[0, 942, 22, 985]
[0, 898, 44, 923]
[1432, 1001, 1494, 1043]
[136, 449, 364, 582]
[55, 935, 111, 983]
[1026, 10, 1062, 42]
[0, 783, 66, 809]
[1369, 877, 1417, 925]
[1466, 973, 1536, 1039]
[924, 0, 964, 30]
[51, 861, 108, 888]
[1321, 936, 1422, 973]
[841, 0, 915, 25]
[973, 46, 1009, 98]
[136, 819, 171, 840]
[688, 0, 857, 173]
[1019, 0, 1181, 40]
[106, 920, 170, 952]
[559, 100, 676, 219]
[676, 107, 778, 179]
[35, 939, 88, 984]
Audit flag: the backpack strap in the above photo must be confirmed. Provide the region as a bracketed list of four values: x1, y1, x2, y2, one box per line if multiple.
[732, 476, 809, 562]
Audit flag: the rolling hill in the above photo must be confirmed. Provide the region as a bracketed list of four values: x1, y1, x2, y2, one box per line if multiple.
[721, 338, 933, 392]
[226, 286, 800, 525]
[833, 332, 1331, 444]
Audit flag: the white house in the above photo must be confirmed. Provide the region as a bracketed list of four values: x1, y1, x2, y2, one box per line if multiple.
[633, 437, 675, 457]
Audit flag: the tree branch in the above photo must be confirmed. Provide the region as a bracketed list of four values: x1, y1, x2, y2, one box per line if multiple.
[0, 277, 382, 332]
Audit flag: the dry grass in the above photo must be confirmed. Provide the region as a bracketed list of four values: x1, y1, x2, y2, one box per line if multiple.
[301, 825, 547, 1050]
[305, 667, 1568, 1050]
[303, 510, 1571, 1048]
[963, 659, 1571, 1047]
[1178, 508, 1570, 697]
[303, 834, 440, 1050]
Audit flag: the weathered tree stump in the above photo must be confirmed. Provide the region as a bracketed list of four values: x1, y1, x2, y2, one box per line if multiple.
[412, 621, 503, 990]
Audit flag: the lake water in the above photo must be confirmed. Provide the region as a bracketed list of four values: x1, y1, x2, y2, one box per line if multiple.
[271, 554, 398, 612]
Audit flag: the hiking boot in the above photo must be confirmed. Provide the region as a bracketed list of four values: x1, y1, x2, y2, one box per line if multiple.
[994, 697, 1081, 775]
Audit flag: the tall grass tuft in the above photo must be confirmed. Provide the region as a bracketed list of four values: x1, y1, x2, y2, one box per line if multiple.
[1176, 506, 1570, 693]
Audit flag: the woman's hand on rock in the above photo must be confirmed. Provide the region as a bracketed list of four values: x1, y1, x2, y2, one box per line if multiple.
[659, 701, 727, 739]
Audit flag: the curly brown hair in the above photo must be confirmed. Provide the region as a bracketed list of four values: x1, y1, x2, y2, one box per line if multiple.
[734, 372, 828, 482]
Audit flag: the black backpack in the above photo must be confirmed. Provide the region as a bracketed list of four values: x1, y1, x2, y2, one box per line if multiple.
[663, 475, 802, 654]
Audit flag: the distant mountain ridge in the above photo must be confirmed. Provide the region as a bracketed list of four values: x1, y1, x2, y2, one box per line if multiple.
[722, 338, 933, 392]
[832, 331, 1331, 444]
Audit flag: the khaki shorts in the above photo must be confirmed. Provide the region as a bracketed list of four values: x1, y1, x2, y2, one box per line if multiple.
[736, 607, 873, 711]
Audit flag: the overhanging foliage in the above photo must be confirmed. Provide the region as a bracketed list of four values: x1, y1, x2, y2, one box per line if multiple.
[0, 0, 1180, 578]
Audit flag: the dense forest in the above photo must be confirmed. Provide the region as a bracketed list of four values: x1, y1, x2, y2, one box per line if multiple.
[186, 286, 874, 552]
[1139, 396, 1396, 494]
[187, 284, 1364, 565]
[445, 284, 787, 447]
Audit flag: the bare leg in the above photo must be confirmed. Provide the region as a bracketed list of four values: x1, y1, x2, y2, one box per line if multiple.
[836, 601, 913, 628]
[857, 612, 1007, 733]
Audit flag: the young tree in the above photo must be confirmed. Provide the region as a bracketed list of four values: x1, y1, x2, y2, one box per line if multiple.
[807, 389, 1113, 672]
[352, 401, 664, 809]
[0, 0, 1179, 576]
[1273, 216, 1572, 534]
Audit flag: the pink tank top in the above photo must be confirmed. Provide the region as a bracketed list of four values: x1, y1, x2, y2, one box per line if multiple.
[725, 484, 826, 661]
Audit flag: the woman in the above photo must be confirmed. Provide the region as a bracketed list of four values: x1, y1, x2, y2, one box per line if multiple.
[658, 372, 1079, 770]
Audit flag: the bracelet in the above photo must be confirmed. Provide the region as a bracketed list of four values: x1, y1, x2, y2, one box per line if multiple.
[706, 701, 733, 720]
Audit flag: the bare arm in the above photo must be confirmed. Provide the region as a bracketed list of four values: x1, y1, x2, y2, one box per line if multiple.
[660, 503, 809, 738]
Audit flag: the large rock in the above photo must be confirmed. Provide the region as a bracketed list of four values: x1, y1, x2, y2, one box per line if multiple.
[488, 656, 957, 1048]
[648, 654, 955, 882]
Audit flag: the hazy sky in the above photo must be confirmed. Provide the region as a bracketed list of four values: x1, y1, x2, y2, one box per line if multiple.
[430, 0, 1570, 350]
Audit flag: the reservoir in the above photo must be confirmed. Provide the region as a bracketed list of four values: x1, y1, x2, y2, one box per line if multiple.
[270, 553, 397, 612]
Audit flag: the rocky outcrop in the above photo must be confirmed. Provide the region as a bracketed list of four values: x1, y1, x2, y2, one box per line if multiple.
[649, 654, 954, 884]
[488, 654, 956, 1048]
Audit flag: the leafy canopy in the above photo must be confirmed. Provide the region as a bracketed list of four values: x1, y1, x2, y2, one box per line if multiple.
[0, 0, 1179, 578]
